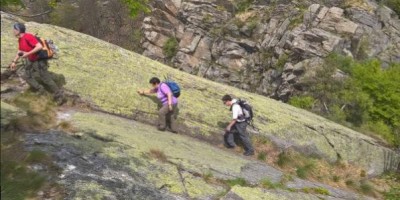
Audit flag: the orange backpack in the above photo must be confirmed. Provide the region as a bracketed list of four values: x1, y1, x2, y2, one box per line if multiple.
[26, 35, 57, 60]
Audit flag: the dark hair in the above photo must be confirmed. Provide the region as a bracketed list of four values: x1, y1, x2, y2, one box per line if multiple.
[149, 77, 161, 84]
[13, 23, 26, 33]
[221, 94, 232, 102]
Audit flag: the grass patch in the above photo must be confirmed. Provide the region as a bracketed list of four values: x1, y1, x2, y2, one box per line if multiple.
[25, 149, 48, 163]
[360, 181, 374, 195]
[163, 38, 178, 59]
[260, 178, 284, 189]
[226, 178, 248, 187]
[148, 149, 168, 162]
[8, 91, 57, 131]
[57, 121, 78, 133]
[301, 187, 330, 195]
[332, 175, 340, 182]
[384, 186, 400, 200]
[1, 161, 46, 200]
[276, 151, 291, 167]
[275, 53, 289, 71]
[296, 162, 315, 179]
[257, 151, 267, 161]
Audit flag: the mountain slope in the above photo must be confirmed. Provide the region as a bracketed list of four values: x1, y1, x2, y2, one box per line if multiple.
[1, 11, 399, 178]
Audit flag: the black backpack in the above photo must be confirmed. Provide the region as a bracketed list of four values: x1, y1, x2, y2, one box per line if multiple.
[233, 99, 254, 122]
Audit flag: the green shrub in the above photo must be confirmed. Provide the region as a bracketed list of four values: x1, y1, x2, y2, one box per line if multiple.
[381, 0, 400, 16]
[289, 96, 315, 109]
[384, 186, 400, 200]
[360, 182, 374, 194]
[277, 152, 290, 167]
[25, 149, 48, 163]
[1, 161, 46, 200]
[226, 178, 248, 187]
[296, 162, 315, 179]
[301, 187, 330, 195]
[234, 0, 254, 13]
[276, 53, 289, 71]
[261, 178, 283, 189]
[163, 38, 179, 59]
[121, 0, 150, 18]
[332, 175, 340, 182]
[295, 54, 400, 147]
[257, 151, 267, 161]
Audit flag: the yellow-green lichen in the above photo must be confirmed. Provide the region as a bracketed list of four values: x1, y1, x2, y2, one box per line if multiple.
[74, 181, 113, 200]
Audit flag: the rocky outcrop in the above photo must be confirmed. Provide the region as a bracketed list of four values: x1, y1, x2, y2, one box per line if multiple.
[1, 11, 399, 177]
[21, 110, 373, 199]
[141, 0, 400, 100]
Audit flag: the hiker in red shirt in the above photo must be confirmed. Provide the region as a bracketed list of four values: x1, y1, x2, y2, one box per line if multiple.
[9, 23, 64, 103]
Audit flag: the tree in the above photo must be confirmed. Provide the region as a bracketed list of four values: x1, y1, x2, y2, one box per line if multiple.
[120, 0, 150, 18]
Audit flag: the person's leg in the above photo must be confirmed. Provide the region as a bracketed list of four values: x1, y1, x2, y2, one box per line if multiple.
[168, 104, 178, 132]
[224, 126, 238, 148]
[158, 104, 169, 131]
[22, 60, 45, 93]
[37, 60, 59, 93]
[236, 122, 254, 154]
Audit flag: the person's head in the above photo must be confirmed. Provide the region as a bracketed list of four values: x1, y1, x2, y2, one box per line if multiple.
[149, 77, 161, 89]
[13, 23, 26, 37]
[222, 94, 233, 106]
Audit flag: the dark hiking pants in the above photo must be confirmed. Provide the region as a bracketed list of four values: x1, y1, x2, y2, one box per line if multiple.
[158, 104, 178, 131]
[22, 59, 60, 93]
[224, 122, 254, 153]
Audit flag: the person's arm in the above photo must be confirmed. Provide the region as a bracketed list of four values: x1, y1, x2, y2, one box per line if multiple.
[21, 42, 42, 58]
[137, 88, 156, 95]
[9, 51, 22, 70]
[226, 119, 237, 132]
[167, 92, 173, 111]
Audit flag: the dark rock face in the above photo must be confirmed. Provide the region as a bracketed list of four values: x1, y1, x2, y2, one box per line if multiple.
[24, 132, 177, 200]
[141, 0, 400, 101]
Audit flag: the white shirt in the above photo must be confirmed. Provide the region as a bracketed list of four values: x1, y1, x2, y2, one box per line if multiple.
[231, 99, 245, 122]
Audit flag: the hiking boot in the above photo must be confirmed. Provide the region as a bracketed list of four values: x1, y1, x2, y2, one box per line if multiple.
[243, 151, 255, 156]
[224, 144, 235, 149]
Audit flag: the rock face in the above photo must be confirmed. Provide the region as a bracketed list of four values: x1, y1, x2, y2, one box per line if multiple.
[21, 111, 373, 199]
[1, 11, 399, 177]
[141, 0, 400, 100]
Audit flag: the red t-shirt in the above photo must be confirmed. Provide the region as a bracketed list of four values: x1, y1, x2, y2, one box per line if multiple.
[18, 33, 39, 61]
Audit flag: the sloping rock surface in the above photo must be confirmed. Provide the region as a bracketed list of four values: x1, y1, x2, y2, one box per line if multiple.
[1, 11, 399, 177]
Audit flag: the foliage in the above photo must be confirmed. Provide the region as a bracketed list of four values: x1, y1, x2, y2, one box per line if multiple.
[260, 178, 284, 189]
[296, 54, 400, 146]
[0, 0, 22, 8]
[301, 187, 330, 195]
[163, 38, 179, 59]
[379, 0, 400, 16]
[234, 0, 255, 13]
[296, 162, 315, 179]
[120, 0, 150, 18]
[360, 181, 374, 194]
[257, 151, 267, 161]
[289, 96, 314, 109]
[226, 178, 248, 187]
[384, 186, 400, 200]
[275, 53, 289, 71]
[1, 161, 46, 200]
[276, 151, 290, 167]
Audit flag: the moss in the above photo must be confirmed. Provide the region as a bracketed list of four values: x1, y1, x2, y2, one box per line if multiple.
[74, 181, 113, 200]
